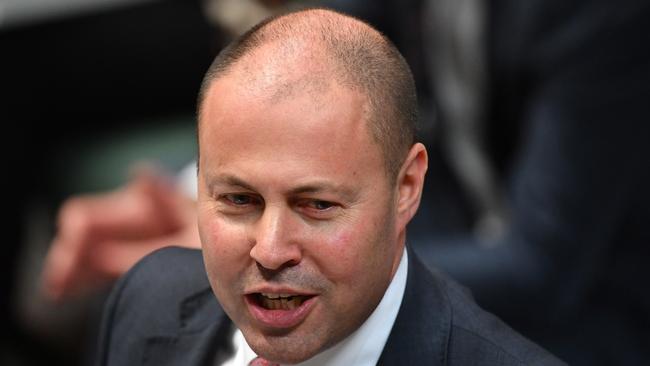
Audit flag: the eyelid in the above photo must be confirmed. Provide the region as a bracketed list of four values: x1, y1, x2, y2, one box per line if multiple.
[220, 193, 262, 206]
[294, 197, 334, 207]
[296, 199, 342, 220]
[309, 200, 336, 210]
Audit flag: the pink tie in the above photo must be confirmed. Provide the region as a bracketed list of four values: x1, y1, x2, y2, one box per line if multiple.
[249, 357, 279, 366]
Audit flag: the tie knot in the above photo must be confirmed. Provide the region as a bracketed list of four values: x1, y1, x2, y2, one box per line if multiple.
[249, 356, 279, 366]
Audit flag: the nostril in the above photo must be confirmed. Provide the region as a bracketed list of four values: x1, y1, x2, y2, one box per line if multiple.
[256, 261, 287, 278]
[250, 241, 302, 272]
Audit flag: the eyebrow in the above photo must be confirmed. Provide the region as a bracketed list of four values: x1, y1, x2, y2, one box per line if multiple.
[288, 183, 358, 201]
[206, 174, 359, 201]
[207, 174, 256, 192]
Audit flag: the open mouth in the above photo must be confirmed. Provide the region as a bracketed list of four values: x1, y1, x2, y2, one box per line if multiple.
[254, 293, 313, 310]
[245, 291, 318, 328]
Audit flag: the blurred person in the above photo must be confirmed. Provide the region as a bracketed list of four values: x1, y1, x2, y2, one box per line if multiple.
[419, 1, 650, 364]
[97, 9, 563, 365]
[381, 0, 650, 364]
[6, 1, 217, 364]
[42, 167, 200, 301]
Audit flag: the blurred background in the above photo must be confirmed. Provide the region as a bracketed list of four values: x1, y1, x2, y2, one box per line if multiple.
[3, 0, 649, 365]
[3, 0, 217, 364]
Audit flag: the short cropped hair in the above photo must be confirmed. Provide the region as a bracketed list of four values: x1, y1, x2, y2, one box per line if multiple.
[197, 8, 418, 180]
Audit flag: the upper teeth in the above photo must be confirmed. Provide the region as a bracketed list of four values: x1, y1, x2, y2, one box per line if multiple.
[261, 293, 295, 299]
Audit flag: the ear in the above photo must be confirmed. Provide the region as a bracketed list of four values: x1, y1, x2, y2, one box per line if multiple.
[395, 143, 428, 230]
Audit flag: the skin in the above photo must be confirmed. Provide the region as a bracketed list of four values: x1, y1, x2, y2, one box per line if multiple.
[197, 45, 427, 363]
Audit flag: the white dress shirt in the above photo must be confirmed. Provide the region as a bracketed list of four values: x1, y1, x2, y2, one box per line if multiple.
[221, 248, 409, 366]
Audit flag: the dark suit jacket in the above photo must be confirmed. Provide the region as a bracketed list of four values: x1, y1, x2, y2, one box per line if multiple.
[95, 247, 564, 365]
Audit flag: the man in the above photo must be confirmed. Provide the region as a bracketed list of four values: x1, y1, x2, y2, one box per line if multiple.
[96, 8, 563, 365]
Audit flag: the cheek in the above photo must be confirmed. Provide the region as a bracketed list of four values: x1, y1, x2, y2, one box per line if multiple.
[199, 214, 250, 279]
[309, 201, 396, 283]
[312, 226, 376, 282]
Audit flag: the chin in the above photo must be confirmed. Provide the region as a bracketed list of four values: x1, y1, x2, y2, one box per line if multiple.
[251, 344, 319, 364]
[245, 329, 328, 364]
[258, 351, 314, 365]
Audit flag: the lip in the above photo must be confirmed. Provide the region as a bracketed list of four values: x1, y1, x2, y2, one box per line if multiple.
[244, 288, 318, 329]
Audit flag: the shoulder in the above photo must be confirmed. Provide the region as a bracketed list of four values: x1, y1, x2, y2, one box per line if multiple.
[105, 246, 210, 327]
[433, 268, 565, 366]
[96, 247, 215, 365]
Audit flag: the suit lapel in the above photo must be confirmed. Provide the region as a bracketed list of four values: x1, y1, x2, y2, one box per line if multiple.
[142, 287, 233, 366]
[378, 249, 452, 365]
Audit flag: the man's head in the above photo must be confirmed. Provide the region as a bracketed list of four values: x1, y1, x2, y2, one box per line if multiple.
[197, 7, 418, 180]
[196, 8, 427, 363]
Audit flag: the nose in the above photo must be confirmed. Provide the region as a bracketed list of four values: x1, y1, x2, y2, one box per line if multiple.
[249, 206, 302, 271]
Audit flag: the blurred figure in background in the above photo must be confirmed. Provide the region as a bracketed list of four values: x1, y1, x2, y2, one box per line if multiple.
[419, 1, 650, 365]
[41, 166, 200, 301]
[5, 0, 220, 365]
[11, 0, 649, 365]
[353, 0, 650, 364]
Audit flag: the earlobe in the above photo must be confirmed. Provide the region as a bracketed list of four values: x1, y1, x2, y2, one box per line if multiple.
[396, 143, 428, 228]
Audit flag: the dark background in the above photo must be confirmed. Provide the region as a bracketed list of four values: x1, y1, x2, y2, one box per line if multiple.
[3, 1, 221, 364]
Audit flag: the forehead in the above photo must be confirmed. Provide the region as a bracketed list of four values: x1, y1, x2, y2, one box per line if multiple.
[198, 72, 385, 188]
[225, 40, 342, 106]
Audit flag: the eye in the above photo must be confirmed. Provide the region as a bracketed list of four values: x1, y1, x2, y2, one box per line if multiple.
[227, 194, 252, 205]
[297, 199, 340, 219]
[309, 200, 335, 210]
[221, 193, 261, 207]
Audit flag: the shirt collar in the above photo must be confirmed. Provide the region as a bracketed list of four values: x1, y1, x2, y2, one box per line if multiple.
[227, 247, 409, 366]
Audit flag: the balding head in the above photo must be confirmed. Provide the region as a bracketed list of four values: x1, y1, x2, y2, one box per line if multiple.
[197, 8, 418, 179]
